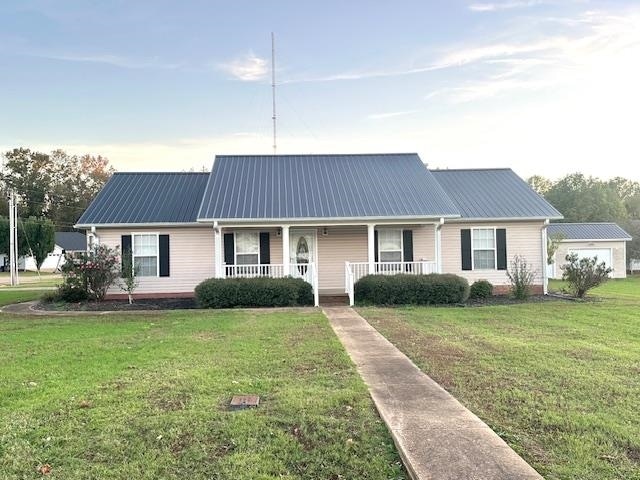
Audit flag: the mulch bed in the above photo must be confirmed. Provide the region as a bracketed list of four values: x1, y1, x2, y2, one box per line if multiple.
[36, 297, 199, 311]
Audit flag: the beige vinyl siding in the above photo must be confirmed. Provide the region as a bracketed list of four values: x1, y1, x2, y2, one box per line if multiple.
[441, 221, 545, 285]
[553, 240, 627, 279]
[96, 227, 214, 294]
[316, 224, 436, 293]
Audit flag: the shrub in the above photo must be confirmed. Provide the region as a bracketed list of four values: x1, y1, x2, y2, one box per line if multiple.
[506, 255, 536, 300]
[561, 253, 612, 298]
[195, 277, 313, 308]
[469, 280, 493, 300]
[354, 273, 469, 305]
[60, 245, 120, 301]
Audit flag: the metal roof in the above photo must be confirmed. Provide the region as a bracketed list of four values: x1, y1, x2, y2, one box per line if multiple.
[76, 172, 210, 225]
[430, 168, 563, 219]
[55, 232, 86, 251]
[197, 154, 460, 221]
[547, 223, 632, 240]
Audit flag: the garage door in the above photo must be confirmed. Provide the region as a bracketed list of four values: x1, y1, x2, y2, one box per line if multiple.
[568, 248, 612, 269]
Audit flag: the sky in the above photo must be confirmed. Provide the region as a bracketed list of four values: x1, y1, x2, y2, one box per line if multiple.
[0, 0, 639, 180]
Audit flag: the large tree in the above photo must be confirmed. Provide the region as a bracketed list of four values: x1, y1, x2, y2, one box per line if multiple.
[20, 217, 55, 271]
[2, 148, 114, 228]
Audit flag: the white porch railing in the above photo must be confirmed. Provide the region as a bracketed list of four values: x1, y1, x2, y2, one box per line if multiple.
[223, 263, 319, 307]
[344, 261, 438, 306]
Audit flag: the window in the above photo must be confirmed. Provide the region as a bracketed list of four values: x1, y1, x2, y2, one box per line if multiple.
[472, 228, 496, 269]
[235, 232, 259, 265]
[378, 229, 402, 262]
[133, 234, 159, 276]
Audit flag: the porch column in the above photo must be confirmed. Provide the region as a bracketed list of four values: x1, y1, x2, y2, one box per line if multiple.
[435, 219, 443, 273]
[367, 224, 375, 274]
[214, 223, 223, 278]
[282, 225, 290, 276]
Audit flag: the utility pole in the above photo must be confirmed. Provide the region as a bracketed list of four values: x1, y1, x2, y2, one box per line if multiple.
[8, 189, 19, 286]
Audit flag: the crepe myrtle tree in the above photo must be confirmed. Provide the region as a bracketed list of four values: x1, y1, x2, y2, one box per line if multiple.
[61, 245, 120, 301]
[506, 255, 536, 300]
[562, 253, 612, 298]
[119, 253, 139, 304]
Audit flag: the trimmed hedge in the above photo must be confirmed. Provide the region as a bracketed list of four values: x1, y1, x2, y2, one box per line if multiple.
[195, 277, 313, 308]
[354, 273, 469, 305]
[469, 280, 494, 300]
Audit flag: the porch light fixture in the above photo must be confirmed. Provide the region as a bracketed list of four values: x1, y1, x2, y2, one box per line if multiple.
[276, 228, 282, 236]
[322, 227, 329, 236]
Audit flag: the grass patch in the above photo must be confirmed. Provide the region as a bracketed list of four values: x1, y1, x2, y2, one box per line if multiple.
[0, 289, 47, 306]
[0, 309, 405, 479]
[0, 272, 61, 289]
[359, 277, 640, 480]
[549, 275, 640, 301]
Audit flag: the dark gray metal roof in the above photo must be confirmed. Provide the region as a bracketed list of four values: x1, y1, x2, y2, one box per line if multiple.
[197, 154, 460, 220]
[430, 168, 563, 219]
[55, 232, 86, 251]
[548, 223, 632, 240]
[76, 172, 210, 225]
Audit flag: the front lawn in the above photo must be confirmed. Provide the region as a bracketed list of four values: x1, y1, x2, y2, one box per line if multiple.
[549, 275, 640, 301]
[0, 310, 405, 479]
[359, 278, 640, 480]
[0, 289, 47, 307]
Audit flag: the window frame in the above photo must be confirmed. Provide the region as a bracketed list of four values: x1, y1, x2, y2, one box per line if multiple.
[377, 228, 404, 263]
[234, 231, 260, 265]
[471, 227, 497, 270]
[131, 232, 160, 277]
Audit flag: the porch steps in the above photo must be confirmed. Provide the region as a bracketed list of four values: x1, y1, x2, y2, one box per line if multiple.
[318, 294, 349, 307]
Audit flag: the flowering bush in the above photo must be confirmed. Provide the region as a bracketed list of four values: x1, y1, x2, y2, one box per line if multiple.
[59, 245, 120, 301]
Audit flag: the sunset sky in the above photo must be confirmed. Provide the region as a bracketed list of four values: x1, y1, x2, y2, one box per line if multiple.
[1, 0, 639, 179]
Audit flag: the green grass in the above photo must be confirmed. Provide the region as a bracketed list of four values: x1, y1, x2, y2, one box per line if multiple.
[0, 309, 405, 480]
[549, 275, 640, 301]
[0, 289, 47, 306]
[359, 277, 640, 480]
[0, 272, 61, 289]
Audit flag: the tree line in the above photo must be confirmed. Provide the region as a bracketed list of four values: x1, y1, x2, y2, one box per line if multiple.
[1, 148, 114, 270]
[528, 173, 640, 262]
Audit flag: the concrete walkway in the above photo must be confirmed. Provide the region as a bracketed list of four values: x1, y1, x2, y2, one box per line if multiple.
[323, 307, 543, 480]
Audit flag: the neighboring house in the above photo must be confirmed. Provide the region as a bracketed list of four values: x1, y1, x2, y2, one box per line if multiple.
[547, 223, 632, 279]
[22, 231, 87, 272]
[75, 154, 562, 305]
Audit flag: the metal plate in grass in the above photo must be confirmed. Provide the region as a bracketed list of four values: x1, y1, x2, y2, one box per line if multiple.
[230, 395, 260, 410]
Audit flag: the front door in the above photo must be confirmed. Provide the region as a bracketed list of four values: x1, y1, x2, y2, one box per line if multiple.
[290, 229, 316, 277]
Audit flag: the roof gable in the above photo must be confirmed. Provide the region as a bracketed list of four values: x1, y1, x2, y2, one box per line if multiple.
[547, 223, 632, 240]
[431, 168, 562, 219]
[76, 172, 210, 226]
[197, 154, 460, 220]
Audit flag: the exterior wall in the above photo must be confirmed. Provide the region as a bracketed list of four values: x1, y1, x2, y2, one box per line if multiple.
[441, 221, 545, 286]
[552, 240, 627, 279]
[96, 227, 215, 295]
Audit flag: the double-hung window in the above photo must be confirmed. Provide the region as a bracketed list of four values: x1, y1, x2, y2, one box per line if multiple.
[472, 228, 496, 269]
[378, 229, 403, 262]
[133, 234, 159, 276]
[235, 232, 260, 265]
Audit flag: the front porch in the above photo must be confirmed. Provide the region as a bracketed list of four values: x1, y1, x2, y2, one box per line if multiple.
[213, 222, 443, 306]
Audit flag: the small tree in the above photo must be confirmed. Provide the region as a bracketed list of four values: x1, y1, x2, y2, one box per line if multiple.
[20, 217, 56, 272]
[547, 232, 565, 265]
[561, 253, 612, 298]
[119, 253, 139, 304]
[61, 245, 120, 301]
[506, 255, 536, 300]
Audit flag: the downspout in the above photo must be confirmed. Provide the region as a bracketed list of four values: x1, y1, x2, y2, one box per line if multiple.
[541, 219, 549, 295]
[435, 217, 444, 273]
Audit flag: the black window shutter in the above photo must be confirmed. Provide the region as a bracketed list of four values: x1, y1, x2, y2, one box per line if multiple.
[374, 230, 379, 262]
[496, 229, 507, 270]
[461, 229, 472, 271]
[121, 235, 132, 276]
[402, 230, 414, 262]
[259, 232, 270, 264]
[159, 235, 170, 277]
[224, 233, 235, 265]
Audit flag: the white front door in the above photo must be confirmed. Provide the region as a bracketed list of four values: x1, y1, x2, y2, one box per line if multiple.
[289, 229, 316, 276]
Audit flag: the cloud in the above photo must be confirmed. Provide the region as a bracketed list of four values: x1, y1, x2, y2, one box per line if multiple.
[33, 52, 181, 69]
[469, 1, 547, 12]
[367, 110, 418, 120]
[219, 52, 269, 81]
